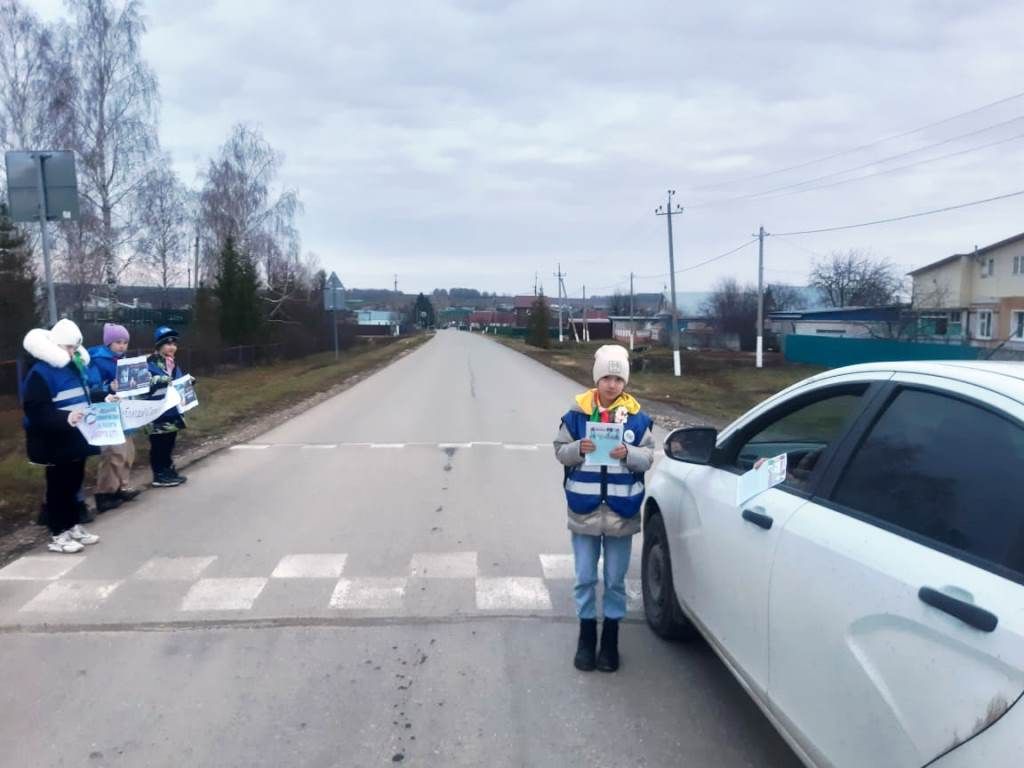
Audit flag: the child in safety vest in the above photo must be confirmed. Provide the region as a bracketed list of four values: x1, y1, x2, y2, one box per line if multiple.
[22, 319, 107, 552]
[553, 344, 655, 672]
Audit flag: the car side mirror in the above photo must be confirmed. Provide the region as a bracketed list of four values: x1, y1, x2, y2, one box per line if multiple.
[664, 427, 718, 464]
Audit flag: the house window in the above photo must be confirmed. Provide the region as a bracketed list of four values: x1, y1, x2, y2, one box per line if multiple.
[977, 310, 993, 340]
[949, 310, 963, 337]
[1015, 256, 1021, 275]
[1013, 311, 1024, 341]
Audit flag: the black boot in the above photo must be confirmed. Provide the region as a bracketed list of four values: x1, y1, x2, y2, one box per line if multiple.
[116, 487, 141, 502]
[574, 619, 598, 671]
[95, 493, 123, 513]
[597, 619, 620, 672]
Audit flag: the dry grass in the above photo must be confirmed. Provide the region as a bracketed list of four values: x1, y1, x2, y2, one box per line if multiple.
[497, 338, 823, 425]
[0, 335, 429, 536]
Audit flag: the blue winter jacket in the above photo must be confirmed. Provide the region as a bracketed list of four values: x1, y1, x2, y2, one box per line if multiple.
[87, 345, 119, 394]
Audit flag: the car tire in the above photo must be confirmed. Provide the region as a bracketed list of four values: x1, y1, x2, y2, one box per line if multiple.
[642, 511, 698, 641]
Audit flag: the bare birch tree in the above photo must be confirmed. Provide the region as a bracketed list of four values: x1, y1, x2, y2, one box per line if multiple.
[0, 0, 56, 154]
[135, 158, 189, 303]
[198, 123, 301, 286]
[59, 0, 159, 294]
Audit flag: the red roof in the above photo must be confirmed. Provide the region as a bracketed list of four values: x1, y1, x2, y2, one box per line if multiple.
[512, 295, 550, 309]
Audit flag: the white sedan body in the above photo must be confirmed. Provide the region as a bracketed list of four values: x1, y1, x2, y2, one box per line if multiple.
[644, 361, 1024, 768]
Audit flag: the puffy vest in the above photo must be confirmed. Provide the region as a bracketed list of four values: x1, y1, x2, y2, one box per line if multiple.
[561, 409, 653, 518]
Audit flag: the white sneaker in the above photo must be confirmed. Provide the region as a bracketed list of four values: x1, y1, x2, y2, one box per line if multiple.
[68, 525, 100, 545]
[48, 531, 85, 553]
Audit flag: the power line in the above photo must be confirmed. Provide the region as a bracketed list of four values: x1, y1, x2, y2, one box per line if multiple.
[636, 237, 757, 280]
[773, 188, 1024, 237]
[691, 115, 1024, 208]
[734, 129, 1024, 203]
[693, 89, 1024, 192]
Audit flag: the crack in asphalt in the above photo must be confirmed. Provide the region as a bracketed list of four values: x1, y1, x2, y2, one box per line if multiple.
[0, 613, 645, 635]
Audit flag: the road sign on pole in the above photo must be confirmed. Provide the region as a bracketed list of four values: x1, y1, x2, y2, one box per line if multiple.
[323, 272, 345, 359]
[5, 150, 81, 325]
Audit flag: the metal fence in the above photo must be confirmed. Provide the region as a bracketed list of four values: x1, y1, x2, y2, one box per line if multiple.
[783, 335, 983, 368]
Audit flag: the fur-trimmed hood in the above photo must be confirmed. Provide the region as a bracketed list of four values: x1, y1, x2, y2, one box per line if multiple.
[23, 328, 90, 369]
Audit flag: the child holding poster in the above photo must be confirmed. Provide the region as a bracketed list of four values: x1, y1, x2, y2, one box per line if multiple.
[88, 323, 141, 512]
[553, 344, 655, 673]
[146, 326, 190, 487]
[21, 319, 105, 553]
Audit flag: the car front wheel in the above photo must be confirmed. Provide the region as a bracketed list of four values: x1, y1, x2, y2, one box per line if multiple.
[642, 510, 698, 641]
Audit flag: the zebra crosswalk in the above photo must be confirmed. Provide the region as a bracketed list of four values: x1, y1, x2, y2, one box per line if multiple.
[0, 551, 645, 621]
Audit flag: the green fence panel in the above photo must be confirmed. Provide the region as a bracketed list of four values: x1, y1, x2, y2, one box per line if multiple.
[784, 335, 982, 368]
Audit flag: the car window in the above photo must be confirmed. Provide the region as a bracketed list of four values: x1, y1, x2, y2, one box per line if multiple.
[733, 390, 865, 491]
[831, 388, 1024, 577]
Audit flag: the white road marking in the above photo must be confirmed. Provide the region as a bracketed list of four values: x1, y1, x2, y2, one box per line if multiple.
[271, 554, 348, 579]
[409, 551, 478, 579]
[538, 554, 575, 580]
[181, 578, 267, 611]
[230, 444, 270, 450]
[503, 444, 539, 451]
[301, 444, 337, 450]
[437, 443, 472, 449]
[20, 580, 121, 612]
[476, 577, 552, 611]
[470, 441, 502, 447]
[0, 555, 85, 581]
[330, 578, 407, 610]
[370, 443, 406, 449]
[135, 556, 217, 581]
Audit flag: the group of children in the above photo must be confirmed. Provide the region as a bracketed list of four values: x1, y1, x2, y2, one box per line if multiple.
[21, 319, 191, 554]
[24, 324, 645, 673]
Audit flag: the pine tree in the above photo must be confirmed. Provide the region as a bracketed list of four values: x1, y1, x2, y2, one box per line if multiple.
[0, 204, 38, 356]
[527, 294, 551, 348]
[409, 293, 435, 328]
[214, 236, 262, 345]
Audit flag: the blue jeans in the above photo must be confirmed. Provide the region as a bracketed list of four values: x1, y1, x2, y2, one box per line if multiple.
[572, 532, 633, 620]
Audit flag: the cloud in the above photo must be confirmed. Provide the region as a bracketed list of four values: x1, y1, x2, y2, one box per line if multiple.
[31, 0, 1024, 294]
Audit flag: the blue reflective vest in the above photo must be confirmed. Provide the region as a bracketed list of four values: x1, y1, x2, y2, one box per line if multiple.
[561, 409, 653, 518]
[24, 359, 92, 415]
[21, 356, 99, 464]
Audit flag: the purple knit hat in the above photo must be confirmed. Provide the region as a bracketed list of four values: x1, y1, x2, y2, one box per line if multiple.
[103, 323, 130, 345]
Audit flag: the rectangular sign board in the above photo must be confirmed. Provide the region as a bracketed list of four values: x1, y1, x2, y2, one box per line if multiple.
[4, 150, 80, 222]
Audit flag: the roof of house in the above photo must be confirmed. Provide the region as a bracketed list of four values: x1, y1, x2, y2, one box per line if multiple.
[908, 231, 1024, 276]
[512, 295, 549, 309]
[55, 283, 195, 309]
[768, 306, 903, 322]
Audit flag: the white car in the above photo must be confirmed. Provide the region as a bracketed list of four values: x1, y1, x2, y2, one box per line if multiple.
[641, 361, 1024, 768]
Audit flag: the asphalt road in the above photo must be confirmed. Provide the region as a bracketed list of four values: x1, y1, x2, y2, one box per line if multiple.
[0, 330, 801, 768]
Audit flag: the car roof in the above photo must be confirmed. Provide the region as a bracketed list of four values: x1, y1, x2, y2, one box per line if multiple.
[798, 360, 1024, 402]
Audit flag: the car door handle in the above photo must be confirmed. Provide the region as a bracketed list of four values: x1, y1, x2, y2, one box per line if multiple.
[918, 587, 998, 633]
[741, 509, 773, 530]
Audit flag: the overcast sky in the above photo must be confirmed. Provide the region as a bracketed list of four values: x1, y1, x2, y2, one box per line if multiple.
[33, 0, 1024, 296]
